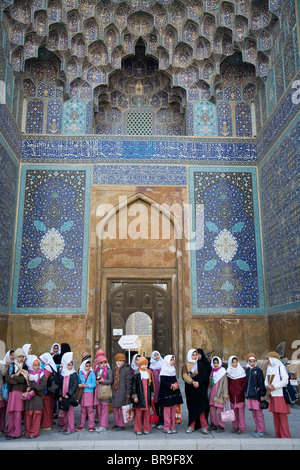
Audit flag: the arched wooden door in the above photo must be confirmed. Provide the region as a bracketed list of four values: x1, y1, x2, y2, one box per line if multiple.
[107, 281, 172, 363]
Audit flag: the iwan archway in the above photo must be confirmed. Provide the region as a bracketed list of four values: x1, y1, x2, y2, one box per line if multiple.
[91, 189, 190, 367]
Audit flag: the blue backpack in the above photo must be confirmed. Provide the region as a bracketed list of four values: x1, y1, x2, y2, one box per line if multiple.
[1, 382, 8, 401]
[279, 366, 298, 404]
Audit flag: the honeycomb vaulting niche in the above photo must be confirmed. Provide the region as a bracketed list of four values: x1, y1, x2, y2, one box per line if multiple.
[2, 0, 285, 136]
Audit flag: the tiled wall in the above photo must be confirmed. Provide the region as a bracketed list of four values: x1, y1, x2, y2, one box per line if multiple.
[255, 0, 299, 133]
[21, 136, 257, 164]
[11, 166, 90, 313]
[259, 117, 299, 312]
[0, 136, 19, 312]
[189, 167, 265, 314]
[1, 0, 299, 320]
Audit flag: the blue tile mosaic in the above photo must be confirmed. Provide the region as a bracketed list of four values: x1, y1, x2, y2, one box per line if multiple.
[194, 101, 217, 136]
[259, 117, 300, 312]
[0, 104, 22, 158]
[0, 136, 19, 312]
[11, 165, 91, 314]
[93, 164, 187, 186]
[189, 166, 265, 314]
[256, 69, 300, 160]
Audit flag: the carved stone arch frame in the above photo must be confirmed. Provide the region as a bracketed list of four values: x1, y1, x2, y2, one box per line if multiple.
[91, 191, 188, 371]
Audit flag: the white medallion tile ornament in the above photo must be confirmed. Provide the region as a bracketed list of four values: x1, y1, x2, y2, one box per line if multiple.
[214, 228, 238, 263]
[40, 227, 65, 261]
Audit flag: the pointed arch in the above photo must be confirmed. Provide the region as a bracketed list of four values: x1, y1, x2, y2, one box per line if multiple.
[96, 192, 183, 241]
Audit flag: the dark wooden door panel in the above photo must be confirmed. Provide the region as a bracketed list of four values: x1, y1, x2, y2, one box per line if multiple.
[108, 282, 171, 362]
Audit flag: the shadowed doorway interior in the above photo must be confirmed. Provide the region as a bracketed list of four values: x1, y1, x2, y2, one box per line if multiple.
[126, 311, 152, 358]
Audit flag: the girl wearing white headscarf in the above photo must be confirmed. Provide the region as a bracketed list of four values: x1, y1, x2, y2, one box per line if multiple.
[50, 343, 61, 365]
[208, 356, 228, 432]
[22, 344, 32, 366]
[227, 356, 246, 434]
[21, 355, 44, 400]
[23, 356, 46, 439]
[158, 355, 183, 434]
[150, 350, 163, 370]
[130, 353, 141, 374]
[149, 350, 164, 428]
[265, 351, 291, 438]
[39, 352, 57, 373]
[39, 352, 58, 431]
[0, 348, 13, 433]
[245, 352, 266, 437]
[77, 359, 97, 432]
[183, 349, 210, 434]
[5, 348, 28, 439]
[60, 352, 75, 377]
[58, 352, 78, 434]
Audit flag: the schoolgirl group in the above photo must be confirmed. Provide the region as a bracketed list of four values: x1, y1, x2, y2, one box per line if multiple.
[0, 342, 292, 440]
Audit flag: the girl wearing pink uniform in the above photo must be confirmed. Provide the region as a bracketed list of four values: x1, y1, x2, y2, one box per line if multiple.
[58, 352, 78, 435]
[132, 356, 154, 435]
[94, 355, 113, 431]
[208, 356, 229, 432]
[265, 351, 291, 438]
[76, 359, 97, 432]
[227, 356, 247, 434]
[5, 348, 28, 439]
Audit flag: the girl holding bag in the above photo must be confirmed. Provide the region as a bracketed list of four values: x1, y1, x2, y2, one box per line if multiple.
[132, 356, 154, 435]
[149, 350, 164, 428]
[208, 356, 229, 433]
[265, 351, 291, 438]
[58, 352, 78, 435]
[94, 355, 113, 432]
[227, 356, 247, 434]
[111, 353, 132, 431]
[158, 355, 183, 434]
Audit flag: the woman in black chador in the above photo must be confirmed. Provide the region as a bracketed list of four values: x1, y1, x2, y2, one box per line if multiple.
[182, 348, 211, 434]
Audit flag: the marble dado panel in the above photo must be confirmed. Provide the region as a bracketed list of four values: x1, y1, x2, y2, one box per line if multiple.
[189, 167, 265, 314]
[191, 315, 269, 360]
[11, 166, 90, 313]
[21, 136, 257, 164]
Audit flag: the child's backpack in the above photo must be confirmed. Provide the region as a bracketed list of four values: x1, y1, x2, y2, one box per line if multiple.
[47, 365, 62, 397]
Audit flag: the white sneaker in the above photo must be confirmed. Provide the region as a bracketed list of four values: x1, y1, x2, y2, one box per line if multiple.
[186, 427, 194, 433]
[95, 427, 106, 432]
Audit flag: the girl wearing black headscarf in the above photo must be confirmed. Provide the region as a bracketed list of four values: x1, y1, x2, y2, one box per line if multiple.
[56, 343, 71, 366]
